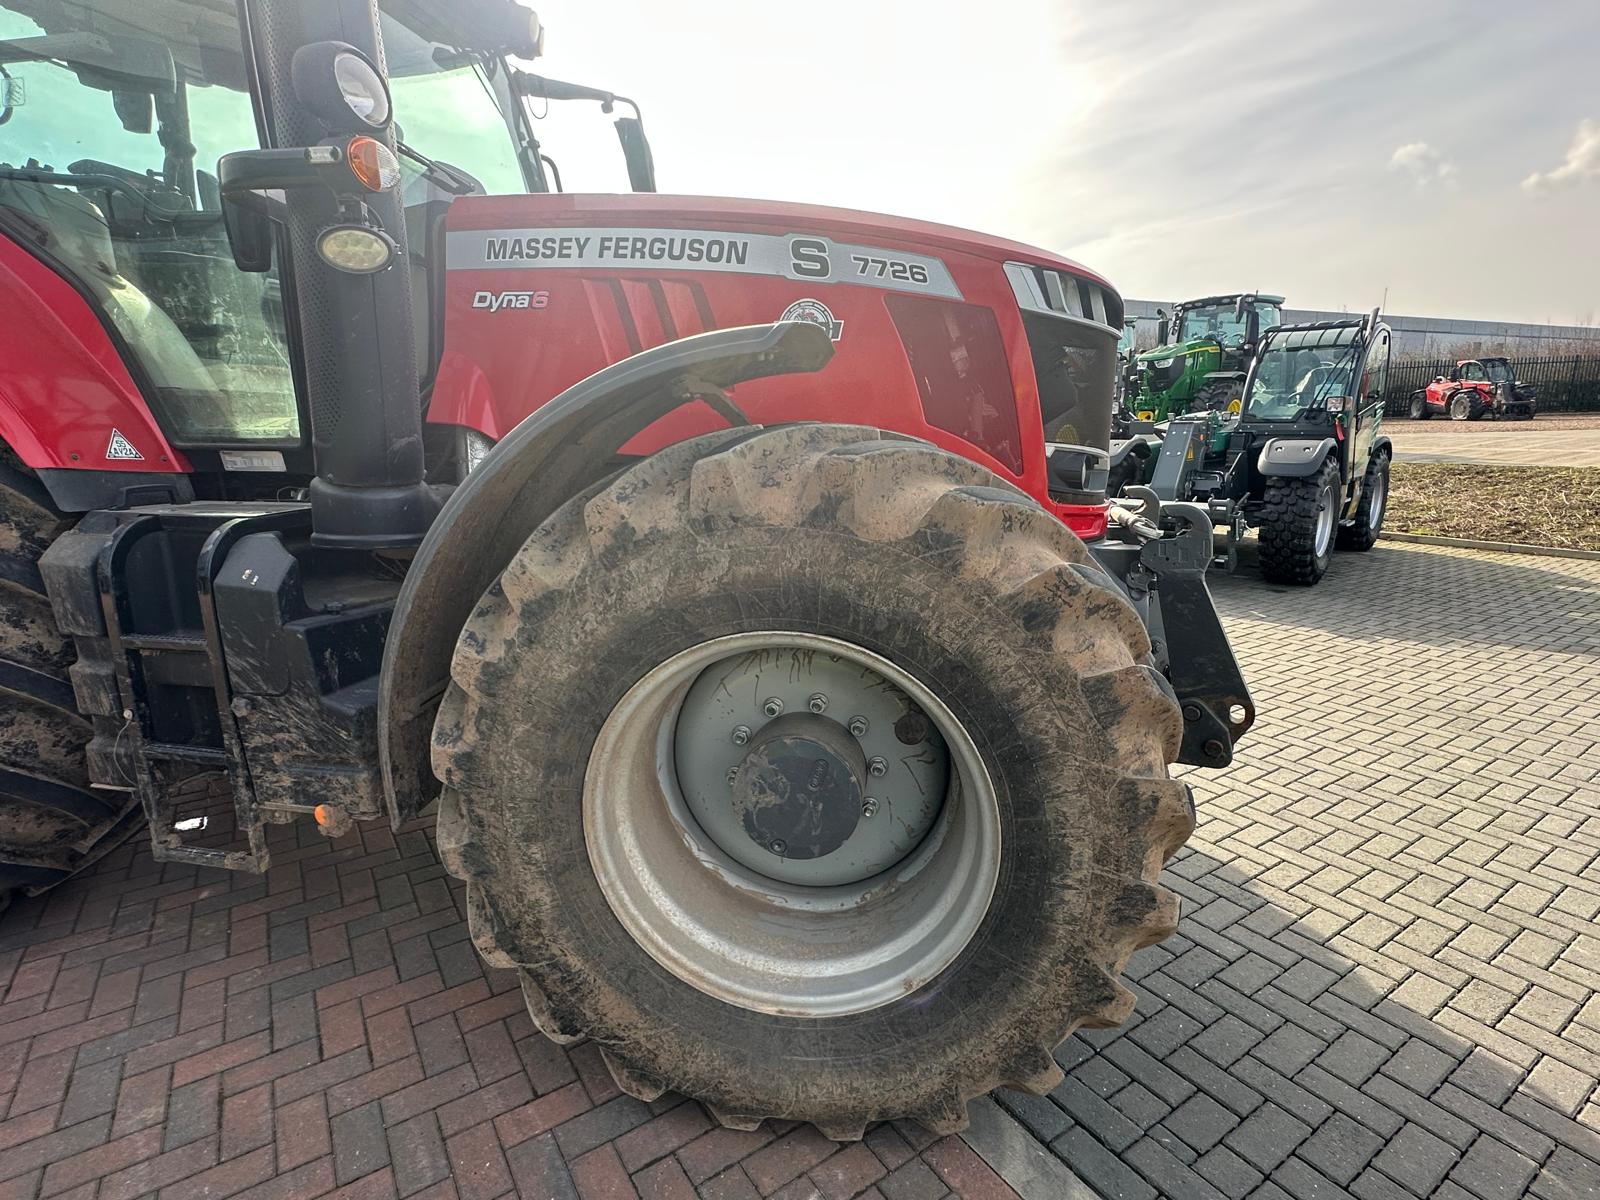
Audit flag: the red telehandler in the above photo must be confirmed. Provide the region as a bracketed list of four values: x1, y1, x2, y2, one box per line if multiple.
[0, 0, 1252, 1137]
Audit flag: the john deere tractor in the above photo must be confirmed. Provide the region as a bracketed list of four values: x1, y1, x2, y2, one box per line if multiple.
[1132, 293, 1284, 421]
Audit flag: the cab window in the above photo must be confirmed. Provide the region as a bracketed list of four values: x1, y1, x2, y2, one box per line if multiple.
[0, 6, 300, 446]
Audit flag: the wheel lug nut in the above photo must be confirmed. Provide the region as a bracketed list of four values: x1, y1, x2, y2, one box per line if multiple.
[861, 797, 879, 818]
[763, 697, 784, 718]
[848, 715, 869, 737]
[808, 693, 829, 714]
[769, 838, 787, 854]
[867, 756, 887, 777]
[731, 725, 751, 745]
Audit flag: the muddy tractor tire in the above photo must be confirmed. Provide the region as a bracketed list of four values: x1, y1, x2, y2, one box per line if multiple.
[1, 454, 137, 904]
[1336, 450, 1389, 552]
[1258, 458, 1340, 585]
[431, 424, 1192, 1138]
[1407, 391, 1428, 420]
[1449, 391, 1475, 421]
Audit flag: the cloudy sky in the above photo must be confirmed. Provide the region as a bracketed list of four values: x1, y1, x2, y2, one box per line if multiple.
[515, 0, 1599, 326]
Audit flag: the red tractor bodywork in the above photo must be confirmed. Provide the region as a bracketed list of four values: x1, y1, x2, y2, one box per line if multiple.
[429, 194, 1117, 540]
[2, 193, 1119, 542]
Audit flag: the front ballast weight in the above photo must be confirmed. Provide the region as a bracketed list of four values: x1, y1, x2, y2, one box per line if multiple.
[1088, 485, 1255, 767]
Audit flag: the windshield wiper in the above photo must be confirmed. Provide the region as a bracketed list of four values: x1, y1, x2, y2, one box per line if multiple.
[393, 142, 478, 196]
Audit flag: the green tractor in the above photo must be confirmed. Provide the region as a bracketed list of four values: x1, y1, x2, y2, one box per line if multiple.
[1132, 293, 1284, 421]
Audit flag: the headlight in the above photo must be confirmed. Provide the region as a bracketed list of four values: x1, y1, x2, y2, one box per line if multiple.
[333, 52, 391, 126]
[291, 41, 393, 132]
[316, 224, 397, 273]
[1151, 357, 1176, 369]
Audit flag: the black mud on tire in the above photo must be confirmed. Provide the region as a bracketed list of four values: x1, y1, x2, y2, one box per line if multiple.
[1, 453, 135, 897]
[430, 425, 1194, 1137]
[1337, 451, 1389, 552]
[1258, 459, 1340, 585]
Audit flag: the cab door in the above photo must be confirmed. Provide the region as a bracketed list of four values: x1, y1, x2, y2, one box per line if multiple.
[1351, 326, 1390, 497]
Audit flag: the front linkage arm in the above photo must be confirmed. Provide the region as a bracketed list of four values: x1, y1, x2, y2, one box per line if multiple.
[1091, 486, 1255, 767]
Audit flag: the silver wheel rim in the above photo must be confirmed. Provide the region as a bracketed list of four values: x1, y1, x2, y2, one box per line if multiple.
[584, 631, 1001, 1017]
[1368, 467, 1388, 531]
[1314, 485, 1335, 558]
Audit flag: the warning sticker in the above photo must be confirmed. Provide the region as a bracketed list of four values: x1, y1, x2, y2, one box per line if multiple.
[446, 226, 962, 300]
[105, 429, 143, 461]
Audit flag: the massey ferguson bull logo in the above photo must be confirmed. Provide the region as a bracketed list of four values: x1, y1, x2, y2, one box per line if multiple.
[472, 289, 550, 313]
[779, 298, 843, 342]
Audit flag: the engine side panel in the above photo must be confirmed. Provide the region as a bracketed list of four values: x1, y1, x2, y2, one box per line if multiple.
[0, 232, 188, 475]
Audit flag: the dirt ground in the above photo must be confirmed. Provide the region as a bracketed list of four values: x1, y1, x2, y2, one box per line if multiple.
[1387, 461, 1600, 551]
[1386, 411, 1600, 467]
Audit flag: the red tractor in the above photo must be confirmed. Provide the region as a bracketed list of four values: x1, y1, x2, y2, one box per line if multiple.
[1409, 356, 1538, 420]
[0, 0, 1252, 1137]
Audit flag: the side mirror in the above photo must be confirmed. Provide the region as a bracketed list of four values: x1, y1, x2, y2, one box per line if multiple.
[221, 191, 277, 273]
[1245, 310, 1260, 347]
[1156, 317, 1169, 345]
[615, 116, 656, 192]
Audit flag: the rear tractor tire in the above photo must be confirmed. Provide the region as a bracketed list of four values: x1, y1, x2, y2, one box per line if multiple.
[1258, 458, 1341, 585]
[1, 453, 138, 904]
[1408, 391, 1429, 420]
[431, 424, 1193, 1138]
[1336, 451, 1389, 552]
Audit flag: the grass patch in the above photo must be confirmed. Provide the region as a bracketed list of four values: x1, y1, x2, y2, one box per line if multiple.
[1388, 463, 1600, 551]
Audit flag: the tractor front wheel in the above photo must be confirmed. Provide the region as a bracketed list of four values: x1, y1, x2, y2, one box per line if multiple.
[1449, 392, 1476, 421]
[1336, 451, 1389, 552]
[1258, 458, 1340, 585]
[431, 424, 1192, 1137]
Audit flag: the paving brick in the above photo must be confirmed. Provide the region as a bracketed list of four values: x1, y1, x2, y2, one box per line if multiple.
[676, 1127, 776, 1185]
[1163, 1093, 1236, 1154]
[1314, 1030, 1390, 1087]
[807, 1143, 886, 1200]
[699, 1164, 760, 1200]
[571, 1143, 642, 1199]
[1369, 1122, 1459, 1194]
[737, 1122, 837, 1193]
[632, 1157, 695, 1200]
[876, 1156, 945, 1200]
[1448, 1134, 1539, 1200]
[1224, 1103, 1311, 1172]
[554, 1094, 655, 1161]
[1294, 1111, 1383, 1186]
[160, 1144, 275, 1200]
[494, 1080, 593, 1149]
[921, 1137, 1019, 1200]
[506, 1131, 578, 1200]
[333, 1100, 392, 1186]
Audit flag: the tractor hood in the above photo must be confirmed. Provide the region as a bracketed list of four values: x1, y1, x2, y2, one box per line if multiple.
[1137, 337, 1221, 367]
[427, 191, 1126, 488]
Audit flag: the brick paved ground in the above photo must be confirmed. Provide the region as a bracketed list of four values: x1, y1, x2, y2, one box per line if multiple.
[3, 540, 1598, 1200]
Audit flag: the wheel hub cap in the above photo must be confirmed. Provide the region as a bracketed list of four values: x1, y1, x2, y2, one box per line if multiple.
[732, 714, 865, 860]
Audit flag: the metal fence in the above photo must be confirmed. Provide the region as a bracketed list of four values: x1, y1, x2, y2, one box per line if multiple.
[1382, 355, 1600, 416]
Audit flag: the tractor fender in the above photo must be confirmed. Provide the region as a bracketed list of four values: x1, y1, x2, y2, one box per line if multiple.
[1255, 437, 1336, 478]
[1371, 434, 1393, 461]
[377, 321, 835, 825]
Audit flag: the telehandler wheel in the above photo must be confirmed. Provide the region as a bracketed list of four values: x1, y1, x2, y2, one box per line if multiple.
[1407, 391, 1429, 420]
[1336, 450, 1389, 552]
[1, 454, 136, 904]
[432, 424, 1192, 1138]
[1258, 458, 1340, 585]
[1449, 392, 1474, 421]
